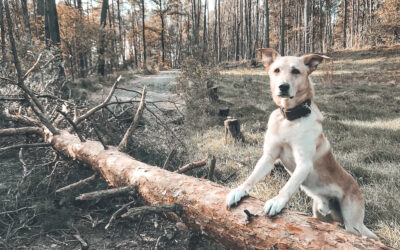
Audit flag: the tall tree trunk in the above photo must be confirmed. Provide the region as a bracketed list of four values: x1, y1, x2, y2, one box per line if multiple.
[21, 0, 31, 40]
[343, 0, 347, 48]
[214, 0, 218, 63]
[217, 0, 221, 62]
[253, 0, 259, 56]
[45, 0, 61, 44]
[319, 0, 323, 52]
[304, 0, 309, 53]
[247, 0, 252, 59]
[203, 0, 207, 52]
[141, 0, 146, 68]
[97, 0, 108, 75]
[235, 0, 240, 60]
[265, 0, 269, 48]
[310, 0, 314, 52]
[280, 0, 285, 55]
[351, 0, 354, 47]
[158, 1, 165, 64]
[0, 0, 7, 65]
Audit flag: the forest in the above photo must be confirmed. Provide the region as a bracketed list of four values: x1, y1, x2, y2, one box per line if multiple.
[0, 0, 399, 249]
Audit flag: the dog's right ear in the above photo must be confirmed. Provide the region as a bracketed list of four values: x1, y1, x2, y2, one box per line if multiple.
[257, 48, 280, 70]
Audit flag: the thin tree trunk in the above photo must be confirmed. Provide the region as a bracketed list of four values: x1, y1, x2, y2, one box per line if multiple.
[265, 0, 269, 48]
[304, 0, 309, 53]
[280, 0, 285, 55]
[351, 0, 354, 47]
[141, 0, 146, 68]
[21, 0, 31, 40]
[97, 0, 108, 75]
[0, 0, 7, 65]
[217, 0, 221, 62]
[343, 0, 347, 48]
[214, 0, 217, 63]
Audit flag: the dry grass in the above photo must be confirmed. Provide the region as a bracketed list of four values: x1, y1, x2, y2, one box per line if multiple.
[184, 47, 400, 248]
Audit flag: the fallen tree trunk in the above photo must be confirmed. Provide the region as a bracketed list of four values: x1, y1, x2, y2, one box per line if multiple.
[48, 131, 389, 249]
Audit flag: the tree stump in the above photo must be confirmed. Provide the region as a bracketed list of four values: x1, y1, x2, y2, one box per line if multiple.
[224, 117, 244, 143]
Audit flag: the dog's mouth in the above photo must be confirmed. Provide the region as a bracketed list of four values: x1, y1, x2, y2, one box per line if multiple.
[278, 93, 294, 99]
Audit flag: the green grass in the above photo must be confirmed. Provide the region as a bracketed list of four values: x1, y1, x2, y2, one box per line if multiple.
[184, 46, 400, 248]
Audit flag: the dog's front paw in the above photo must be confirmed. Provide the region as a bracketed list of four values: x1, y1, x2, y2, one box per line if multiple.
[226, 188, 248, 208]
[264, 196, 288, 216]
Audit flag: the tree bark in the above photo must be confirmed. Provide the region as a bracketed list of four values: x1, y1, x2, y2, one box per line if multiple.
[141, 0, 146, 68]
[0, 0, 7, 65]
[343, 0, 347, 48]
[280, 0, 285, 55]
[97, 0, 108, 75]
[46, 130, 390, 249]
[45, 0, 61, 44]
[304, 0, 309, 53]
[265, 0, 269, 48]
[21, 0, 31, 40]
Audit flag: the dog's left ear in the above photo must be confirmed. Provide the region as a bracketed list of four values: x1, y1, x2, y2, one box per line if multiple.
[302, 54, 331, 73]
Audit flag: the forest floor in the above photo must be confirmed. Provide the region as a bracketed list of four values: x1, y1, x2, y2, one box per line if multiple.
[185, 45, 400, 248]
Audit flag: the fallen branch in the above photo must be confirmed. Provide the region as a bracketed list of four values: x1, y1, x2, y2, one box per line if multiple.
[121, 204, 181, 218]
[162, 149, 175, 169]
[74, 75, 122, 125]
[0, 127, 43, 136]
[174, 159, 207, 174]
[118, 86, 147, 152]
[57, 109, 85, 142]
[55, 174, 97, 193]
[73, 234, 88, 250]
[0, 142, 51, 154]
[75, 185, 137, 201]
[2, 110, 41, 127]
[47, 131, 389, 249]
[105, 200, 135, 230]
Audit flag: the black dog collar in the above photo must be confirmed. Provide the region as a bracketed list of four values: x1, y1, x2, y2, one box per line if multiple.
[280, 99, 312, 121]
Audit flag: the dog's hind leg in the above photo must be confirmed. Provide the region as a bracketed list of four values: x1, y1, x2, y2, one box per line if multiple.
[340, 195, 378, 239]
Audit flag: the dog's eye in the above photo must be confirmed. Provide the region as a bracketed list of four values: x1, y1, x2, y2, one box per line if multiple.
[274, 68, 280, 73]
[291, 68, 300, 74]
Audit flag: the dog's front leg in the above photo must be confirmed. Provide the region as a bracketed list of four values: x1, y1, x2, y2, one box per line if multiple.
[264, 148, 313, 216]
[226, 144, 279, 208]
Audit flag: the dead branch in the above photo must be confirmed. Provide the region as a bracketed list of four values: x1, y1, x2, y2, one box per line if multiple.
[121, 204, 181, 218]
[23, 53, 42, 80]
[55, 174, 97, 193]
[74, 75, 122, 125]
[162, 149, 176, 169]
[56, 109, 85, 142]
[75, 186, 137, 201]
[0, 142, 51, 154]
[91, 125, 108, 149]
[118, 87, 147, 152]
[73, 234, 88, 250]
[0, 127, 43, 136]
[145, 106, 186, 147]
[115, 87, 142, 95]
[2, 110, 41, 127]
[105, 200, 135, 230]
[174, 159, 207, 174]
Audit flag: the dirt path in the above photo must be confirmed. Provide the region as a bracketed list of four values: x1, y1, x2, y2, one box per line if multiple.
[113, 70, 182, 110]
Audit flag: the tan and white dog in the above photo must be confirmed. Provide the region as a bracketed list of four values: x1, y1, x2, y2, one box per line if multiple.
[226, 48, 377, 239]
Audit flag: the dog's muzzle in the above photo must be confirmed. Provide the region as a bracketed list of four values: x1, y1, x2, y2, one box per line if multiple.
[278, 83, 291, 98]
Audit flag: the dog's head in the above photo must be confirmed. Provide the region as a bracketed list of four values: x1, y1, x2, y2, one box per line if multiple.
[258, 48, 329, 109]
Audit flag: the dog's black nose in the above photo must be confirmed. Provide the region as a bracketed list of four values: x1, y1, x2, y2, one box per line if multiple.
[279, 83, 290, 92]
